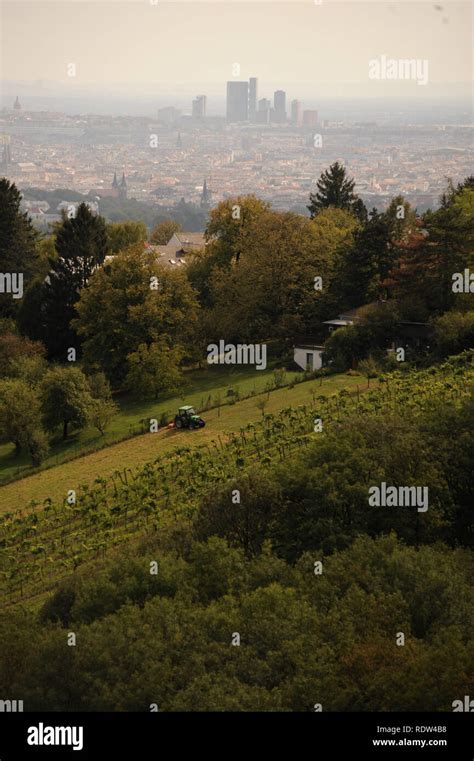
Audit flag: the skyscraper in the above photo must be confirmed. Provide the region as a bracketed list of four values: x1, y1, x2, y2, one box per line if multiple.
[257, 98, 271, 124]
[303, 110, 318, 127]
[249, 77, 258, 122]
[192, 95, 207, 120]
[273, 90, 287, 123]
[291, 99, 302, 127]
[226, 81, 249, 123]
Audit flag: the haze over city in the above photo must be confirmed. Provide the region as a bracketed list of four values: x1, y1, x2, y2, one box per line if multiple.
[2, 1, 472, 111]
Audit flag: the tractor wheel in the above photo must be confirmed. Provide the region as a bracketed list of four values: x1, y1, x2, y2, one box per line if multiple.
[189, 421, 196, 430]
[175, 418, 183, 429]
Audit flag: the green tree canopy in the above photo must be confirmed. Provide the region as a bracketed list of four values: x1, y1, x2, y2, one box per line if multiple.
[106, 220, 147, 253]
[308, 162, 367, 223]
[150, 219, 181, 245]
[41, 365, 94, 439]
[31, 203, 109, 360]
[0, 178, 39, 318]
[74, 245, 199, 387]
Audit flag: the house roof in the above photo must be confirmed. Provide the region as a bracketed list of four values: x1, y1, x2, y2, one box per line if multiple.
[323, 319, 353, 327]
[150, 244, 188, 268]
[173, 232, 206, 247]
[294, 343, 325, 350]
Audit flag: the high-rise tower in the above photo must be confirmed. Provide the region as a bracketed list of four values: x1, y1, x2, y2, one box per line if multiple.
[273, 91, 287, 123]
[249, 78, 258, 122]
[192, 95, 207, 120]
[226, 81, 249, 122]
[291, 99, 302, 127]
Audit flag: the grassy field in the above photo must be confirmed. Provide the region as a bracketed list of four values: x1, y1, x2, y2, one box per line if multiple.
[0, 372, 362, 514]
[0, 363, 302, 484]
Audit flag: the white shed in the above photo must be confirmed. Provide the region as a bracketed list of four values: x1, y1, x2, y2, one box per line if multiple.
[293, 343, 324, 371]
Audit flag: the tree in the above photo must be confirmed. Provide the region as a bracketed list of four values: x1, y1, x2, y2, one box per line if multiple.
[389, 186, 474, 318]
[106, 221, 147, 253]
[383, 195, 417, 246]
[357, 356, 380, 386]
[0, 378, 48, 464]
[88, 398, 117, 436]
[87, 372, 117, 435]
[41, 366, 93, 439]
[204, 208, 354, 345]
[0, 179, 39, 317]
[439, 175, 474, 208]
[38, 203, 108, 359]
[336, 210, 388, 307]
[74, 246, 199, 387]
[195, 472, 283, 558]
[150, 220, 181, 245]
[432, 311, 474, 358]
[125, 341, 183, 399]
[205, 195, 270, 265]
[0, 328, 45, 379]
[308, 162, 367, 222]
[323, 303, 399, 370]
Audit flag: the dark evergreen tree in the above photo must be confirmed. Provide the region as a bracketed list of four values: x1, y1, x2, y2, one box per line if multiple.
[439, 175, 474, 208]
[0, 178, 38, 318]
[335, 209, 389, 308]
[308, 162, 367, 222]
[30, 203, 108, 360]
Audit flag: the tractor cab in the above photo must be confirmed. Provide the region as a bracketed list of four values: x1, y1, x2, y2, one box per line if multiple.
[178, 406, 196, 418]
[174, 406, 205, 430]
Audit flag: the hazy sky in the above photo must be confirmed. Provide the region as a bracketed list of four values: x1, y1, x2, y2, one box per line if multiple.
[1, 1, 472, 99]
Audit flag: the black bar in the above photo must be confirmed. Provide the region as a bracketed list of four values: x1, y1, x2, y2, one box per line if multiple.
[0, 712, 472, 759]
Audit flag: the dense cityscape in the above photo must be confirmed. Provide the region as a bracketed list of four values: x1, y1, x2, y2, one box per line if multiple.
[1, 77, 472, 228]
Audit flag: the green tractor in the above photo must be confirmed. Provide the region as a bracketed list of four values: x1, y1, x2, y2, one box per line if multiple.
[174, 406, 206, 430]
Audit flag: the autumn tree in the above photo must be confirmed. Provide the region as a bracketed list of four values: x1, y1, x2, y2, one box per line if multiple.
[73, 245, 199, 387]
[205, 195, 270, 265]
[389, 186, 474, 318]
[150, 219, 181, 245]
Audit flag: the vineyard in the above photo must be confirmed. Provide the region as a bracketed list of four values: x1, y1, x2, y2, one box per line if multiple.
[1, 351, 472, 608]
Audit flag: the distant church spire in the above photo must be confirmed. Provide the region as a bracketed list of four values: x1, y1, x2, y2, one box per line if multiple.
[176, 132, 182, 149]
[13, 96, 21, 111]
[118, 172, 127, 200]
[200, 177, 211, 210]
[112, 172, 118, 188]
